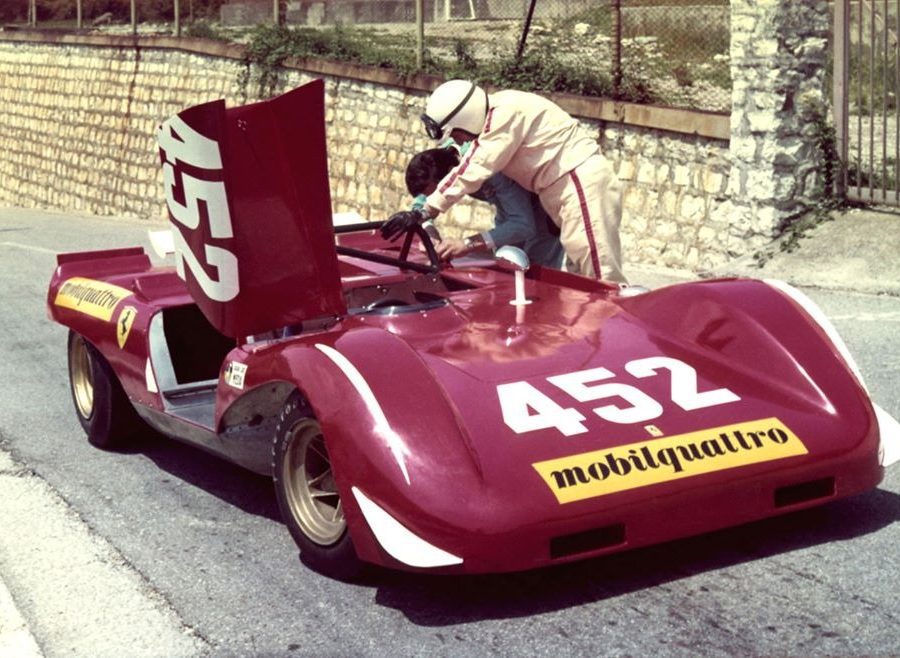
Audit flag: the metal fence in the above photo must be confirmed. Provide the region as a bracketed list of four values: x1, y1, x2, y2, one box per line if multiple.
[834, 0, 900, 206]
[3, 0, 732, 112]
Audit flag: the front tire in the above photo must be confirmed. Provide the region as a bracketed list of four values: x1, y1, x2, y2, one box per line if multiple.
[273, 397, 362, 580]
[67, 331, 142, 450]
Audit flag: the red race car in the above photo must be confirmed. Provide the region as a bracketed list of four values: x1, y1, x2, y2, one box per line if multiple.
[48, 80, 899, 579]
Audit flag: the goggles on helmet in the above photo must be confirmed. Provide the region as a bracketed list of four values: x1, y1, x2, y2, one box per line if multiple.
[421, 113, 444, 140]
[420, 82, 477, 140]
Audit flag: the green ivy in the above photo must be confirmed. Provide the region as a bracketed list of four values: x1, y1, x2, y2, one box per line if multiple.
[239, 24, 424, 100]
[185, 20, 226, 41]
[753, 101, 846, 267]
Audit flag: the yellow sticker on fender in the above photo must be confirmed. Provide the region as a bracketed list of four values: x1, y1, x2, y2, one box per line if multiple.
[54, 277, 132, 321]
[533, 417, 807, 504]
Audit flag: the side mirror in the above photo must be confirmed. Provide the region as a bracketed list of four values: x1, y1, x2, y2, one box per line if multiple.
[495, 245, 530, 272]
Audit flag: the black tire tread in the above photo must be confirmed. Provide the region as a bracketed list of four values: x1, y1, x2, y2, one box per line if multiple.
[68, 331, 142, 451]
[272, 395, 364, 581]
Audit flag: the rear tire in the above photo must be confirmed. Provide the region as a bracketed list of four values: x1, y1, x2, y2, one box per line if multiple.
[67, 331, 142, 450]
[273, 397, 363, 580]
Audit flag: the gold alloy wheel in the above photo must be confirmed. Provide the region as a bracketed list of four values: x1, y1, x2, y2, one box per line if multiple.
[281, 418, 346, 546]
[69, 335, 94, 420]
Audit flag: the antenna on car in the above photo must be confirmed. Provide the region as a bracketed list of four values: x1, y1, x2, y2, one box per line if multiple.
[496, 246, 531, 307]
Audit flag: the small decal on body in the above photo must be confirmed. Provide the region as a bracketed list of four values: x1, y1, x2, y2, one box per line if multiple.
[117, 306, 137, 349]
[223, 361, 248, 390]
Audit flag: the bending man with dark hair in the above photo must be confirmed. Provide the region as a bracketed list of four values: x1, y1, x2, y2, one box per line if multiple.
[405, 147, 565, 269]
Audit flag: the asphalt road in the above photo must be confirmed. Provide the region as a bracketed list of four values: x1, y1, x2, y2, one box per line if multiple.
[1, 206, 898, 657]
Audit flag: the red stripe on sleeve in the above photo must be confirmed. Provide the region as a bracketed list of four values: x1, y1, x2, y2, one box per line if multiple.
[571, 170, 603, 279]
[438, 108, 494, 195]
[439, 141, 480, 194]
[483, 106, 494, 133]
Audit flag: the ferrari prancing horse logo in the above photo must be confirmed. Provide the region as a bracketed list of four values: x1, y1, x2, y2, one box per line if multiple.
[117, 306, 137, 349]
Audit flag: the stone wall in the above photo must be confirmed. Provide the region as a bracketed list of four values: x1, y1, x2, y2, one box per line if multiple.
[720, 0, 830, 242]
[0, 2, 830, 272]
[0, 42, 246, 219]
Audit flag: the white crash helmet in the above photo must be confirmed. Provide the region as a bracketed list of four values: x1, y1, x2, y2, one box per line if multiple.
[421, 80, 488, 141]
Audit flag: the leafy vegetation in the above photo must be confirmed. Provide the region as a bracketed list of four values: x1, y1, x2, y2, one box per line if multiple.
[238, 23, 425, 99]
[238, 23, 626, 103]
[185, 19, 226, 40]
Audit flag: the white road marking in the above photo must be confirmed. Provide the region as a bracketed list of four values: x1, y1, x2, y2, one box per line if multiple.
[829, 311, 900, 323]
[0, 241, 56, 255]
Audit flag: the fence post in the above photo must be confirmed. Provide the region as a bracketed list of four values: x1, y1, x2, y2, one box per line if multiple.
[833, 0, 849, 199]
[516, 0, 538, 61]
[174, 0, 181, 36]
[612, 0, 622, 99]
[415, 0, 424, 69]
[76, 0, 83, 29]
[273, 0, 279, 25]
[131, 0, 137, 34]
[28, 0, 36, 26]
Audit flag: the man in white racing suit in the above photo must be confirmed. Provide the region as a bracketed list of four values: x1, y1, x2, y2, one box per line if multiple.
[381, 80, 625, 283]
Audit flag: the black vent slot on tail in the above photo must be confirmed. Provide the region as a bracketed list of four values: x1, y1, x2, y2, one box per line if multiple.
[550, 524, 626, 559]
[774, 477, 835, 508]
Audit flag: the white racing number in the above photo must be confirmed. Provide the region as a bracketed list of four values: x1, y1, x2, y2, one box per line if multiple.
[498, 357, 740, 436]
[497, 381, 588, 437]
[625, 356, 740, 411]
[157, 115, 238, 302]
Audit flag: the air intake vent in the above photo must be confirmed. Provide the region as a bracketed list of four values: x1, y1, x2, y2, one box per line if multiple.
[550, 524, 626, 559]
[774, 477, 835, 508]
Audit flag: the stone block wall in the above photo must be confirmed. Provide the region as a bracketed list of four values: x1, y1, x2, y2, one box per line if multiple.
[603, 127, 731, 270]
[0, 41, 247, 218]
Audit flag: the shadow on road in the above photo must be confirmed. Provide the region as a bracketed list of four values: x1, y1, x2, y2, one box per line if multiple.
[133, 433, 281, 522]
[367, 487, 900, 625]
[120, 430, 900, 626]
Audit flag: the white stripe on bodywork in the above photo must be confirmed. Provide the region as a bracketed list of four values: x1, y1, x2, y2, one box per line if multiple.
[765, 279, 900, 466]
[148, 229, 175, 259]
[875, 404, 900, 467]
[315, 343, 411, 484]
[145, 359, 158, 394]
[352, 487, 462, 568]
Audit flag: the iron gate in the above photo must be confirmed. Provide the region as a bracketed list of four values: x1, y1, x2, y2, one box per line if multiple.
[834, 0, 900, 205]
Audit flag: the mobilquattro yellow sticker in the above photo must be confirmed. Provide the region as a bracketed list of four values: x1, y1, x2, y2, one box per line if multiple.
[533, 417, 808, 504]
[54, 277, 132, 322]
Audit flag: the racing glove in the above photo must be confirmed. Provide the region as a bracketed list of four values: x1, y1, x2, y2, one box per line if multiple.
[381, 208, 427, 241]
